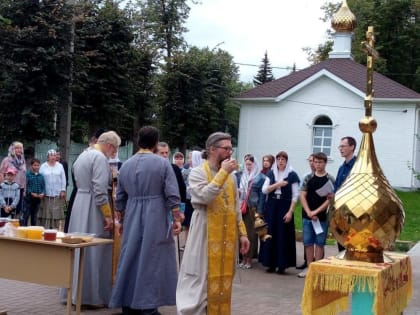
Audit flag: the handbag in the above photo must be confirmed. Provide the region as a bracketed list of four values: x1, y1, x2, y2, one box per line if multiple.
[240, 180, 253, 214]
[240, 199, 248, 214]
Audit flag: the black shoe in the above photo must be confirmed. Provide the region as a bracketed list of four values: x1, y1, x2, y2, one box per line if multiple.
[122, 307, 142, 315]
[80, 304, 105, 310]
[142, 309, 161, 315]
[266, 267, 276, 273]
[296, 262, 307, 270]
[276, 268, 285, 275]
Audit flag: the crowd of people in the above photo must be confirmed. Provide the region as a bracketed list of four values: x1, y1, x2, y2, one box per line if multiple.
[0, 143, 68, 230]
[0, 129, 357, 315]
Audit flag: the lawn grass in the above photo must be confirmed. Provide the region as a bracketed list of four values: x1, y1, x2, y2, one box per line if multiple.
[396, 190, 420, 242]
[293, 190, 420, 243]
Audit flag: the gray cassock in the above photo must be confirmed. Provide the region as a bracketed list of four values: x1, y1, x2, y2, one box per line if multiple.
[61, 146, 113, 305]
[109, 153, 180, 309]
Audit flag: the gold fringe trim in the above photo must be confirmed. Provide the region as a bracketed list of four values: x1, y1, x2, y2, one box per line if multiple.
[301, 253, 412, 315]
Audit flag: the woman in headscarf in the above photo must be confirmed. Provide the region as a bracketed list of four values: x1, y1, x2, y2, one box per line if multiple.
[249, 154, 275, 217]
[260, 151, 300, 274]
[0, 141, 26, 222]
[238, 154, 259, 269]
[182, 150, 204, 240]
[39, 149, 67, 229]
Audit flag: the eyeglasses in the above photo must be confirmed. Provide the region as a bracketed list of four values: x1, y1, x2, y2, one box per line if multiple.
[216, 146, 233, 153]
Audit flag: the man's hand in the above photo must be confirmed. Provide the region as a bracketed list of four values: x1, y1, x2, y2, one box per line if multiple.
[103, 217, 113, 230]
[118, 222, 123, 236]
[115, 211, 124, 224]
[172, 221, 182, 235]
[221, 159, 238, 174]
[239, 235, 250, 255]
[179, 212, 185, 223]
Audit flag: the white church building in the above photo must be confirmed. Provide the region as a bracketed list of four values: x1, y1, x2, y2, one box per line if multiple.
[235, 2, 420, 189]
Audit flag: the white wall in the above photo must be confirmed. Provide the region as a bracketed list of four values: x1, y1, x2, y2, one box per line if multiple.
[238, 76, 418, 188]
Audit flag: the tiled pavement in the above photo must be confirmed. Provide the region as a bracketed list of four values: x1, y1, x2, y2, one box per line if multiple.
[1, 241, 419, 315]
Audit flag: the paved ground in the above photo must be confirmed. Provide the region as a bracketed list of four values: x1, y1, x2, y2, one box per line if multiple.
[0, 241, 419, 315]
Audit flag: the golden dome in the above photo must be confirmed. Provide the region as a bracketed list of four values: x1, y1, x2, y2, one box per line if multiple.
[332, 0, 357, 32]
[329, 26, 405, 263]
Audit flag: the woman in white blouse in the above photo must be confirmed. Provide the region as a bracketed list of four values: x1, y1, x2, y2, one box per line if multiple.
[38, 149, 66, 229]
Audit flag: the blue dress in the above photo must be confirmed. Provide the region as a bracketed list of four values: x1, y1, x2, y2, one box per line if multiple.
[109, 153, 180, 309]
[259, 170, 299, 271]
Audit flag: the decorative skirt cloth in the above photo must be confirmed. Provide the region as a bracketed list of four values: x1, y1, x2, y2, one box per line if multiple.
[301, 252, 412, 315]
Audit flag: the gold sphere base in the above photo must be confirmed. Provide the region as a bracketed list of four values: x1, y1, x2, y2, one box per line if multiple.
[336, 249, 394, 263]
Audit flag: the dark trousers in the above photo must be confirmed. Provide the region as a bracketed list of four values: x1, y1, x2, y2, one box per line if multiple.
[22, 196, 41, 226]
[0, 197, 18, 218]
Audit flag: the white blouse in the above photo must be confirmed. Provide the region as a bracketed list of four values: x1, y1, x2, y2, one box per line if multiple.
[40, 162, 66, 197]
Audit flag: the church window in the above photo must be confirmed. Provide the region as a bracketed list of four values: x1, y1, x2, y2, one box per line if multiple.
[312, 115, 333, 156]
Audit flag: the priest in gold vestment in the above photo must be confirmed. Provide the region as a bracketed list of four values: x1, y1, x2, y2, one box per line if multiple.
[176, 132, 250, 315]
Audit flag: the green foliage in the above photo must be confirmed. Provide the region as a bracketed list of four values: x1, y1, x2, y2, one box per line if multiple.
[135, 0, 190, 60]
[71, 0, 136, 142]
[253, 51, 275, 86]
[0, 14, 10, 25]
[0, 0, 73, 143]
[303, 41, 334, 64]
[157, 46, 239, 151]
[0, 0, 242, 149]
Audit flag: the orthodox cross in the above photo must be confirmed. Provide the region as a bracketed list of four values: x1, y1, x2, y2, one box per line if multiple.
[361, 26, 379, 117]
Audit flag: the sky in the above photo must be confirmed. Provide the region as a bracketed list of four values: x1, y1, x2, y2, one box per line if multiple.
[184, 0, 332, 83]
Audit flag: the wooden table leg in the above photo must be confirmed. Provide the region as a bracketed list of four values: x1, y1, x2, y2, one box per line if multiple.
[75, 248, 85, 315]
[66, 249, 75, 315]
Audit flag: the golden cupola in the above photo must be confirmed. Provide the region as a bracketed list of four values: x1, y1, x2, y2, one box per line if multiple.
[329, 26, 405, 263]
[331, 0, 357, 32]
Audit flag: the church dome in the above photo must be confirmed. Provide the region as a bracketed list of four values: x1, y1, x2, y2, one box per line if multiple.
[331, 0, 357, 32]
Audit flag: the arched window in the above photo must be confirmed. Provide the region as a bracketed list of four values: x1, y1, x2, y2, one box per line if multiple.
[312, 115, 333, 156]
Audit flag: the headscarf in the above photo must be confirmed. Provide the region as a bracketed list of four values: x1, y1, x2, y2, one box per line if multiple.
[239, 155, 259, 199]
[8, 142, 25, 171]
[47, 149, 57, 157]
[272, 158, 293, 195]
[191, 150, 203, 168]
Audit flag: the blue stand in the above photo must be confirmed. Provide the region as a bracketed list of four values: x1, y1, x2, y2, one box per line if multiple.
[351, 282, 374, 315]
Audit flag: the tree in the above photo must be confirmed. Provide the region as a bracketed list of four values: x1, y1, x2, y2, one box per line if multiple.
[0, 0, 174, 146]
[0, 0, 73, 143]
[71, 0, 137, 142]
[135, 0, 190, 61]
[157, 47, 240, 151]
[302, 41, 334, 64]
[253, 51, 275, 86]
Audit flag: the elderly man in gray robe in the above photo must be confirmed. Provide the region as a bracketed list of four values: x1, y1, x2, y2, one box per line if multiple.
[62, 130, 121, 307]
